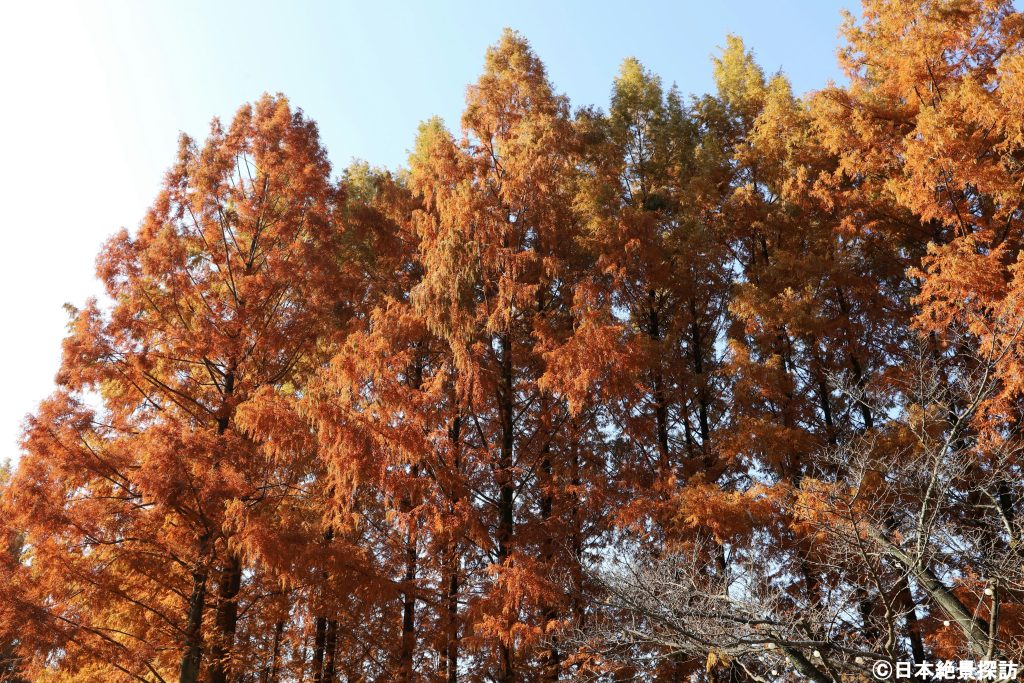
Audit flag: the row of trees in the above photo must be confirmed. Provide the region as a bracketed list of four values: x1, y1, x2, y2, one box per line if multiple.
[2, 1, 1023, 680]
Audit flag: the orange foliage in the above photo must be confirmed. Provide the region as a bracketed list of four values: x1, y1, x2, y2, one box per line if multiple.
[3, 6, 1024, 681]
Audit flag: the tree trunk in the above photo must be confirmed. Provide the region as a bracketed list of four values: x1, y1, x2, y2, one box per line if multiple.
[178, 535, 211, 683]
[689, 298, 711, 455]
[443, 566, 460, 683]
[817, 371, 836, 447]
[871, 528, 995, 657]
[196, 369, 237, 683]
[209, 552, 243, 683]
[441, 415, 462, 683]
[895, 577, 926, 665]
[497, 332, 515, 683]
[311, 615, 328, 683]
[539, 445, 560, 682]
[399, 509, 418, 682]
[323, 619, 338, 683]
[648, 294, 670, 470]
[259, 620, 284, 683]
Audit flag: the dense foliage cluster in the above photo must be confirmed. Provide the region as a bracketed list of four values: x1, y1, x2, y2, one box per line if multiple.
[2, 1, 1024, 681]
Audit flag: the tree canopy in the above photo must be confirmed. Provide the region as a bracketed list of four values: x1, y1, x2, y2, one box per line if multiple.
[3, 4, 1024, 682]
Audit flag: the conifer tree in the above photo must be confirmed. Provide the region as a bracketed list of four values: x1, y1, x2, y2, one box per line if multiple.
[3, 95, 354, 682]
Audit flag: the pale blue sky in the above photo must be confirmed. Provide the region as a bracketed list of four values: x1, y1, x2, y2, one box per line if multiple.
[0, 0, 853, 460]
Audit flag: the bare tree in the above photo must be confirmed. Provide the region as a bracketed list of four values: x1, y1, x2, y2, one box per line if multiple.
[573, 328, 1024, 681]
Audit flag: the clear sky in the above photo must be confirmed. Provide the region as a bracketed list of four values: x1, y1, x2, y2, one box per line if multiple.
[0, 0, 853, 462]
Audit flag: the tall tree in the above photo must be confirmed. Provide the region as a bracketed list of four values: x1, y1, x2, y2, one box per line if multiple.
[3, 94, 352, 682]
[408, 30, 602, 682]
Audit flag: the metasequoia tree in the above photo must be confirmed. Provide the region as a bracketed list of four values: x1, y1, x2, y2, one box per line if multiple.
[2, 4, 1023, 682]
[576, 55, 730, 500]
[705, 35, 929, 676]
[300, 159, 457, 683]
[2, 95, 354, 682]
[570, 54, 740, 683]
[583, 333, 1024, 680]
[816, 0, 1024, 665]
[582, 4, 1024, 680]
[406, 30, 609, 682]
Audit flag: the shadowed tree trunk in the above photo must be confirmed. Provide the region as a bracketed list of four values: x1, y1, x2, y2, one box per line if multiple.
[497, 331, 516, 683]
[323, 619, 338, 683]
[441, 415, 462, 683]
[259, 620, 284, 683]
[399, 472, 419, 682]
[210, 552, 242, 683]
